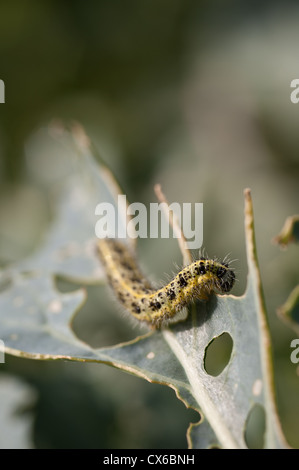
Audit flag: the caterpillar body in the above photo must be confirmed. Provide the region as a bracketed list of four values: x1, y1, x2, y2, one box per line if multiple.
[97, 238, 235, 328]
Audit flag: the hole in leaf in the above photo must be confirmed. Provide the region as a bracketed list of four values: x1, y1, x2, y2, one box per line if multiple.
[244, 403, 266, 449]
[54, 276, 81, 293]
[204, 332, 233, 376]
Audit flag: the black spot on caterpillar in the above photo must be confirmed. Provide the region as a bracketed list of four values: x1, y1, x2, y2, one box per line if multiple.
[97, 238, 235, 328]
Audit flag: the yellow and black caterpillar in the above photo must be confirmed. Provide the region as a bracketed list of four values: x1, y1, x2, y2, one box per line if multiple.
[97, 238, 235, 328]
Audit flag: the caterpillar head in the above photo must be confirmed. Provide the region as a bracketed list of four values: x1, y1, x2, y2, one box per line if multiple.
[216, 264, 236, 293]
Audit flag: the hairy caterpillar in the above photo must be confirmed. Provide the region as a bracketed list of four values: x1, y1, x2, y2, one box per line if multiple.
[97, 238, 235, 328]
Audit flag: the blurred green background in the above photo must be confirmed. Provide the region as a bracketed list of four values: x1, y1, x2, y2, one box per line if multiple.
[0, 0, 299, 448]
